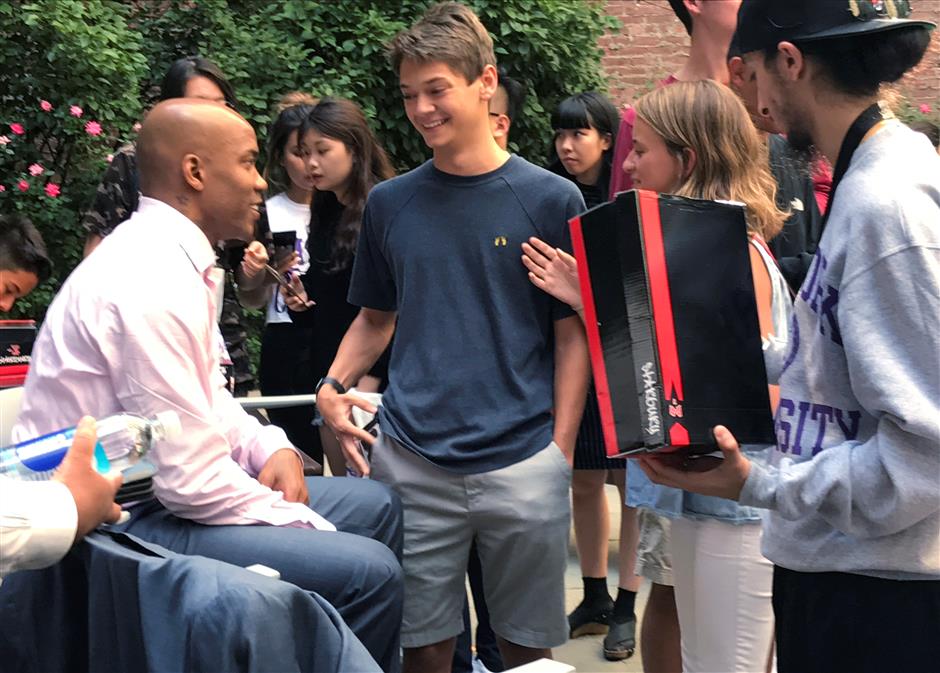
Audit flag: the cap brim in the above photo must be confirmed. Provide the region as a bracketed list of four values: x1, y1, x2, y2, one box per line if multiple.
[738, 17, 935, 54]
[794, 17, 935, 43]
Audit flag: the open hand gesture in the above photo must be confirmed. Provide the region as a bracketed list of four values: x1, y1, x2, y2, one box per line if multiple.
[521, 236, 582, 310]
[316, 387, 378, 477]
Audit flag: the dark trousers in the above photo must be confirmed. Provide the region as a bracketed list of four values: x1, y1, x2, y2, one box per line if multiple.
[0, 532, 382, 673]
[452, 542, 504, 673]
[773, 565, 940, 673]
[259, 323, 321, 462]
[120, 477, 404, 673]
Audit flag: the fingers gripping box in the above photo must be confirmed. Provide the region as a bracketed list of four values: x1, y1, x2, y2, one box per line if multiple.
[570, 190, 774, 457]
[0, 320, 36, 388]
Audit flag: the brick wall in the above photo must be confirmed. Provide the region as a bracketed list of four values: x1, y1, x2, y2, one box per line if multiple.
[601, 0, 940, 110]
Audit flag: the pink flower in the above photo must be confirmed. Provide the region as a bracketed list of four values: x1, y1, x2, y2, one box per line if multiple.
[0, 135, 9, 145]
[105, 153, 113, 163]
[132, 122, 142, 133]
[920, 103, 933, 115]
[28, 163, 43, 176]
[40, 100, 53, 112]
[0, 185, 5, 193]
[70, 105, 83, 117]
[17, 180, 29, 192]
[44, 182, 61, 198]
[84, 120, 102, 136]
[9, 123, 25, 135]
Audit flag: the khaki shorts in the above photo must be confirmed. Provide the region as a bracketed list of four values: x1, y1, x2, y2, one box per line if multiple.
[635, 508, 674, 586]
[370, 433, 572, 649]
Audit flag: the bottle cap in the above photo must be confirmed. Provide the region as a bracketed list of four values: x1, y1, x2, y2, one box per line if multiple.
[154, 410, 182, 441]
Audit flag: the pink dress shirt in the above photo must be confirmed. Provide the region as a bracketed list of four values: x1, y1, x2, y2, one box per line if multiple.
[12, 197, 334, 530]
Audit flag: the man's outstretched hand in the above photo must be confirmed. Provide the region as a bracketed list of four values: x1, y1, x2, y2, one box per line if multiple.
[316, 386, 378, 477]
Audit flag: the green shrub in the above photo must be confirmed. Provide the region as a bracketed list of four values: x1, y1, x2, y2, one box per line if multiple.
[0, 0, 147, 318]
[2, 0, 617, 375]
[130, 0, 618, 168]
[892, 96, 939, 127]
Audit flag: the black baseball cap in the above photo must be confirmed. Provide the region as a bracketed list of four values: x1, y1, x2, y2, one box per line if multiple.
[735, 0, 935, 54]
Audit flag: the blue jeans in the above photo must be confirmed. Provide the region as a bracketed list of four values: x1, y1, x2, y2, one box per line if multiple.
[0, 531, 383, 673]
[120, 477, 404, 673]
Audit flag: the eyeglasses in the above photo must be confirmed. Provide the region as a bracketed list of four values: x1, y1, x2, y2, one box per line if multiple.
[850, 0, 911, 21]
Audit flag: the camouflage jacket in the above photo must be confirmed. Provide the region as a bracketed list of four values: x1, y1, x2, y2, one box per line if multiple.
[82, 143, 139, 238]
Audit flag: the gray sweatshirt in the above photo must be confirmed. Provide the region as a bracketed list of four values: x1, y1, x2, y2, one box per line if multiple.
[741, 121, 940, 580]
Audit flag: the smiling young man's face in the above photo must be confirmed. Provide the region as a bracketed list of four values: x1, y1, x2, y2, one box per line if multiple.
[399, 59, 492, 152]
[0, 267, 39, 313]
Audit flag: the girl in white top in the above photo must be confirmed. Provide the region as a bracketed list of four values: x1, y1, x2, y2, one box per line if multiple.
[257, 98, 321, 462]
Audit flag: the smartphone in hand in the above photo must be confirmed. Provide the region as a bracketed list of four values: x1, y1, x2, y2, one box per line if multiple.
[271, 230, 298, 267]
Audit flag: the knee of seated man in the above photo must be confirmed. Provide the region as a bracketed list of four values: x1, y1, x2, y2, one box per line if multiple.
[361, 477, 402, 510]
[349, 478, 404, 530]
[349, 537, 403, 594]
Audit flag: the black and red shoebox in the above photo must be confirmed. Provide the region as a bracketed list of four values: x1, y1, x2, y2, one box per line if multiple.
[0, 320, 36, 388]
[570, 190, 774, 457]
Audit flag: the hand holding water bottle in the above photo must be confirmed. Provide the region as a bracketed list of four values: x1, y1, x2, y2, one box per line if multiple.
[53, 416, 123, 542]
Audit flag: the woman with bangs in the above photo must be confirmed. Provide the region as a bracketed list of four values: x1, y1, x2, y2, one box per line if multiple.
[546, 92, 620, 208]
[256, 95, 319, 462]
[524, 79, 791, 672]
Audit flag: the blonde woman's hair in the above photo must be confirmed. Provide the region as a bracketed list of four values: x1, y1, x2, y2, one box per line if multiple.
[634, 80, 786, 241]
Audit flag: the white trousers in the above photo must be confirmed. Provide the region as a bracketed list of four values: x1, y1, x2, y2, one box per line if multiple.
[670, 516, 775, 673]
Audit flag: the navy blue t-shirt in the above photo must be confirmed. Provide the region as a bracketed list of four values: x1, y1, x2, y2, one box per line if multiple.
[348, 155, 585, 473]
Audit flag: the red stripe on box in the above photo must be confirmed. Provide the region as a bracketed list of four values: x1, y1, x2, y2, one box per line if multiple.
[638, 191, 688, 446]
[570, 214, 620, 458]
[0, 364, 29, 388]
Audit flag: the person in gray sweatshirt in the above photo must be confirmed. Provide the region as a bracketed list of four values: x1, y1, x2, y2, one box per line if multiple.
[637, 2, 939, 672]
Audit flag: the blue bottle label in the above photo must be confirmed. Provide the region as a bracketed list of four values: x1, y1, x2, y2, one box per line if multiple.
[15, 429, 75, 472]
[5, 428, 111, 474]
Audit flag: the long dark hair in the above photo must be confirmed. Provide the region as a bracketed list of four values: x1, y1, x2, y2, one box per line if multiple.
[547, 91, 619, 200]
[263, 103, 316, 195]
[303, 97, 395, 274]
[159, 56, 239, 109]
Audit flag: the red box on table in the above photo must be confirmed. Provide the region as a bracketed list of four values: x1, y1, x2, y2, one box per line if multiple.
[0, 320, 37, 388]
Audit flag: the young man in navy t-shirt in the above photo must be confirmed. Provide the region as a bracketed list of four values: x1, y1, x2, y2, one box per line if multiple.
[316, 3, 589, 672]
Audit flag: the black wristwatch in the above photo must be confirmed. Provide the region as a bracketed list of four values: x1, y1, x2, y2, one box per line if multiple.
[315, 376, 347, 396]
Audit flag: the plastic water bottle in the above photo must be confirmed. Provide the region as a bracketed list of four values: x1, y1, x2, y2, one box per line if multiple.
[0, 411, 182, 481]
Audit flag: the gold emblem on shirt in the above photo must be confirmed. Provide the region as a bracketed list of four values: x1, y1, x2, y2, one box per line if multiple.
[494, 236, 508, 247]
